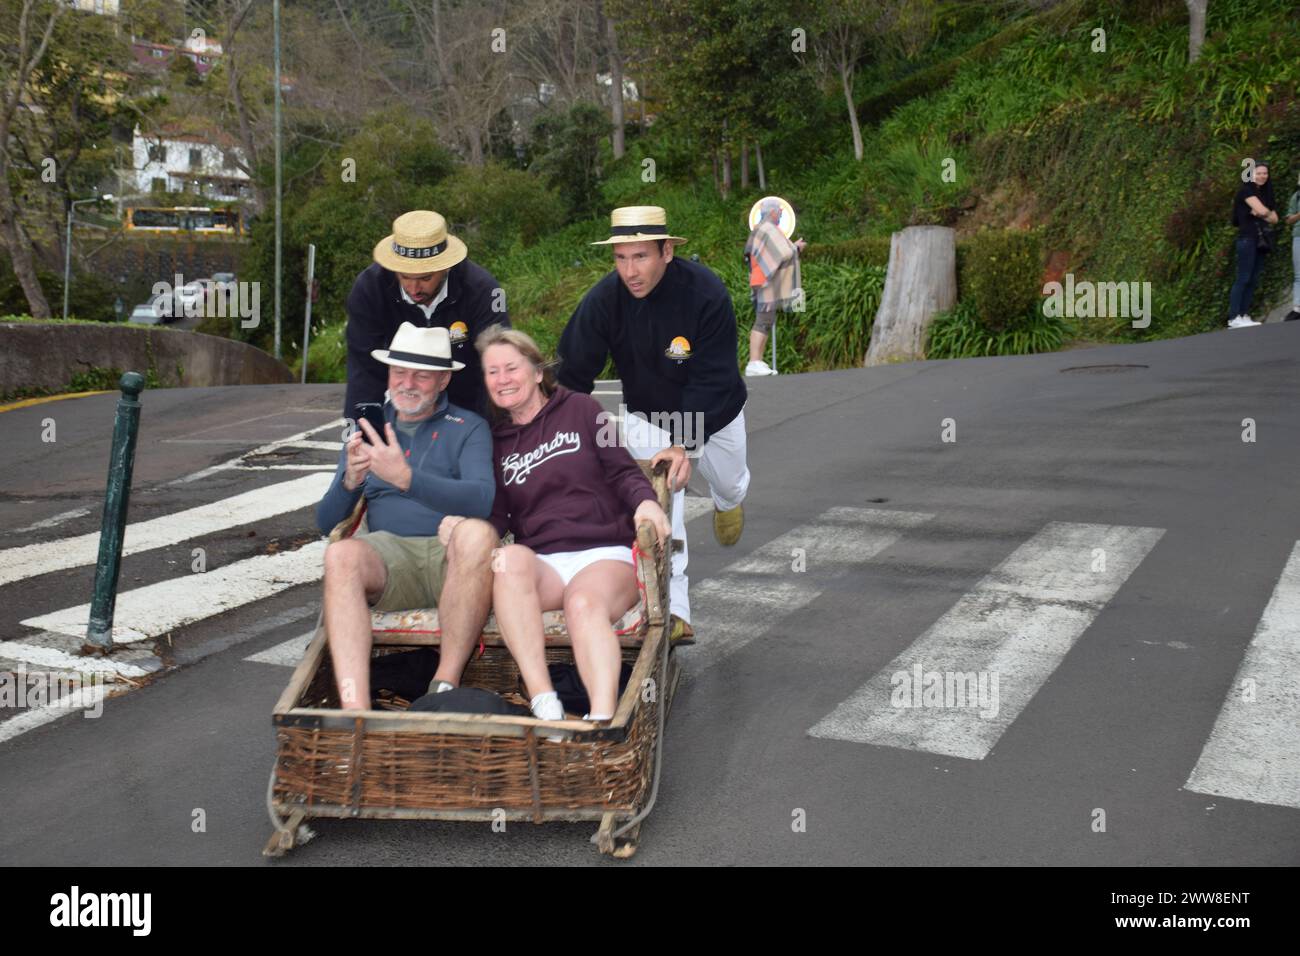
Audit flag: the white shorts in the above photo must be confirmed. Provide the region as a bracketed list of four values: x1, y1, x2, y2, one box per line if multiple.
[536, 545, 634, 586]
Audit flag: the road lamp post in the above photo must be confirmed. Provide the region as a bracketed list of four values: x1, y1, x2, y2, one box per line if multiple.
[63, 193, 113, 321]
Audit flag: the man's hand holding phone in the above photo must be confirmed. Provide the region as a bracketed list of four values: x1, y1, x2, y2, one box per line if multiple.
[343, 430, 372, 491]
[357, 417, 413, 492]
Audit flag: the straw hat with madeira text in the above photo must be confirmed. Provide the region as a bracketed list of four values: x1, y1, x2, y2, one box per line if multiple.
[373, 210, 468, 274]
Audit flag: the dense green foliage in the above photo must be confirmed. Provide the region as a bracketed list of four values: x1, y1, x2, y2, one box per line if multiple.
[959, 229, 1043, 333]
[240, 0, 1300, 378]
[927, 299, 1070, 360]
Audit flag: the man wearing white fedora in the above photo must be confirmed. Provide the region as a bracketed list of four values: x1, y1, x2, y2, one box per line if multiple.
[344, 210, 508, 431]
[318, 322, 498, 709]
[557, 205, 750, 640]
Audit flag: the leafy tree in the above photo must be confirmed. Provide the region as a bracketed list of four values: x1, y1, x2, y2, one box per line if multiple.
[529, 102, 611, 218]
[1, 0, 165, 318]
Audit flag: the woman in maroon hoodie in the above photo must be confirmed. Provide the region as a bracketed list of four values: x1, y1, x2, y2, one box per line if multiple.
[442, 326, 670, 722]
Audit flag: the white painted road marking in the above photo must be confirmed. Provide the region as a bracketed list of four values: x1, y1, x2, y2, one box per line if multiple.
[244, 631, 316, 666]
[173, 419, 346, 484]
[0, 643, 151, 678]
[0, 681, 112, 745]
[12, 508, 91, 535]
[808, 521, 1165, 760]
[21, 540, 327, 643]
[1186, 541, 1300, 809]
[0, 473, 332, 587]
[685, 507, 934, 674]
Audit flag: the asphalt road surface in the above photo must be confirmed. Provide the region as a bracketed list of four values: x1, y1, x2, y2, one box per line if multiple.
[1, 325, 1298, 866]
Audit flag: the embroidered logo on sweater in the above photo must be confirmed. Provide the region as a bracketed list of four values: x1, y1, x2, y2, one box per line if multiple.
[502, 431, 581, 486]
[665, 335, 692, 360]
[449, 320, 468, 344]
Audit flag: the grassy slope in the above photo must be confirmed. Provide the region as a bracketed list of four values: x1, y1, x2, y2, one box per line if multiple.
[453, 0, 1298, 377]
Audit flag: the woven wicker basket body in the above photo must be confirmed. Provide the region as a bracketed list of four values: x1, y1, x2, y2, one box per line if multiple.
[271, 635, 669, 823]
[267, 462, 675, 852]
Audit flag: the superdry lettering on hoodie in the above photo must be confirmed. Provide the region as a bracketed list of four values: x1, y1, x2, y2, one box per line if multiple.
[488, 387, 657, 554]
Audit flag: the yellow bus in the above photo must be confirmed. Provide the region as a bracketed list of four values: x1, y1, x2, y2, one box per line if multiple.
[124, 205, 243, 235]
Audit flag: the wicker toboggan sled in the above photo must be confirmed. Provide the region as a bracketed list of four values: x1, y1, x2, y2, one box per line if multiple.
[265, 462, 678, 859]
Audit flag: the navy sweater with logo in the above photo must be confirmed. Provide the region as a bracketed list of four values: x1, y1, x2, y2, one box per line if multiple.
[316, 393, 495, 538]
[556, 258, 747, 449]
[344, 260, 509, 422]
[488, 387, 658, 554]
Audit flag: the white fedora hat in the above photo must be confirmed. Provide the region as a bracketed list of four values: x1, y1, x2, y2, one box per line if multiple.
[591, 205, 687, 245]
[373, 210, 468, 273]
[371, 322, 465, 371]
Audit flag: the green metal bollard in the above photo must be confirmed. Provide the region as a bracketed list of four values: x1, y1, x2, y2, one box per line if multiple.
[85, 372, 145, 653]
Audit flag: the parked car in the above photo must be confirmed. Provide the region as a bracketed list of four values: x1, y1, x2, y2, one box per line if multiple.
[175, 279, 213, 316]
[129, 298, 167, 324]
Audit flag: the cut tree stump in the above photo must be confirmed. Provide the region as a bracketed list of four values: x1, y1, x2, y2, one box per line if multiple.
[863, 226, 957, 366]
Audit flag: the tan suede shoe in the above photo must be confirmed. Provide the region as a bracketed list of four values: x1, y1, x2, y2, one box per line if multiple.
[713, 503, 744, 546]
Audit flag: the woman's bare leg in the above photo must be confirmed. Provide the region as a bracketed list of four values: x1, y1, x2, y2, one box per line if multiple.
[563, 560, 639, 718]
[491, 544, 566, 700]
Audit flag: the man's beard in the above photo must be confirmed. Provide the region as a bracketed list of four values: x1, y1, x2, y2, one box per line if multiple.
[393, 391, 435, 417]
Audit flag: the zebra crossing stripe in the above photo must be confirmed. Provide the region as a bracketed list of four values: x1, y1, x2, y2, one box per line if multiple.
[808, 521, 1165, 760]
[21, 541, 327, 644]
[1185, 541, 1300, 810]
[0, 473, 333, 588]
[0, 682, 111, 746]
[685, 507, 934, 674]
[244, 631, 316, 666]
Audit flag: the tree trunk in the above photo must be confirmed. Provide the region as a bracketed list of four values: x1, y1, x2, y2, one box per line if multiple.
[1186, 0, 1208, 64]
[604, 7, 625, 160]
[864, 226, 957, 366]
[756, 141, 766, 190]
[712, 152, 719, 193]
[841, 63, 863, 161]
[467, 126, 484, 166]
[0, 174, 52, 318]
[740, 139, 749, 190]
[720, 122, 732, 198]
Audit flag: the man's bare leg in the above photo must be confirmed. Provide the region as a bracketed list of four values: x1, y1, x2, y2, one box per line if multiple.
[323, 538, 388, 710]
[432, 518, 497, 686]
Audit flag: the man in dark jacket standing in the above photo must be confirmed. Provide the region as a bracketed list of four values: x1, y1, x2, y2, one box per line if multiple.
[557, 205, 750, 641]
[344, 210, 508, 425]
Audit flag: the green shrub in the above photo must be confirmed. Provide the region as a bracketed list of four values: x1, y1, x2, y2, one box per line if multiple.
[927, 298, 1069, 359]
[431, 163, 567, 261]
[296, 319, 347, 384]
[802, 236, 892, 268]
[958, 229, 1042, 332]
[529, 102, 611, 219]
[735, 262, 885, 373]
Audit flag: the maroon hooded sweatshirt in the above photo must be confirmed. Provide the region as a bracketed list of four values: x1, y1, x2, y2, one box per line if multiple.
[488, 387, 657, 554]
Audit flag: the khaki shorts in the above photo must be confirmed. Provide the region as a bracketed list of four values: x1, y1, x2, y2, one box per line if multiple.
[361, 531, 448, 612]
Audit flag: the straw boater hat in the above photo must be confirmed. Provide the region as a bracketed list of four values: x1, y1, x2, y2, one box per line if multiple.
[371, 322, 465, 371]
[591, 205, 687, 246]
[373, 210, 467, 273]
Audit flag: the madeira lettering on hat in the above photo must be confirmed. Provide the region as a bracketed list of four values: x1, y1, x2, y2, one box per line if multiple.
[374, 210, 468, 274]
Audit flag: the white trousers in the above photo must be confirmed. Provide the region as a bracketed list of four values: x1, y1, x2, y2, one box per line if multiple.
[624, 407, 750, 623]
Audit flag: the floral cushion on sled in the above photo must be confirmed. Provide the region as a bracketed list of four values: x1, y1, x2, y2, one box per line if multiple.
[371, 604, 646, 640]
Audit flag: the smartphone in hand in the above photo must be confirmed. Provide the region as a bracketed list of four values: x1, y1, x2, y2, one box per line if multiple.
[353, 402, 386, 445]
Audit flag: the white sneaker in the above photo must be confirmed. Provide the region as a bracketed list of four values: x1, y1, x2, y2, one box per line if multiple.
[1227, 315, 1260, 328]
[745, 360, 776, 376]
[529, 691, 564, 721]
